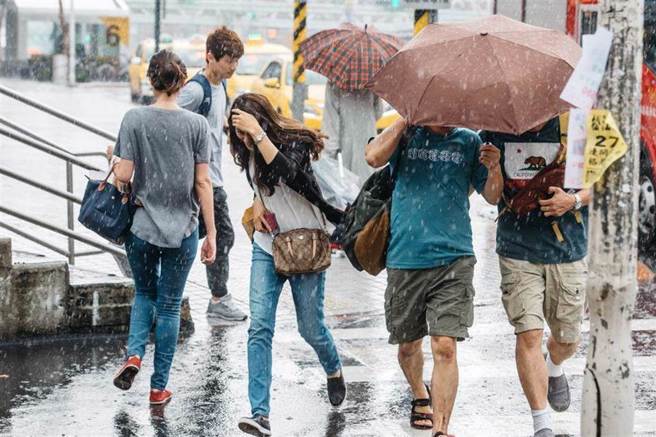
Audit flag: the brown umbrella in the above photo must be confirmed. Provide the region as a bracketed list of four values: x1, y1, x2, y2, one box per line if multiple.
[366, 15, 582, 134]
[301, 23, 403, 91]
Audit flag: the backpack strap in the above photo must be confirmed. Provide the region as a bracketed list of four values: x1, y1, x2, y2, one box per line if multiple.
[554, 143, 568, 165]
[222, 79, 230, 110]
[188, 73, 212, 117]
[551, 221, 565, 242]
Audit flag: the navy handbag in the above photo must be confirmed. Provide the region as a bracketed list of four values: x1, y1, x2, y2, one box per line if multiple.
[78, 166, 135, 244]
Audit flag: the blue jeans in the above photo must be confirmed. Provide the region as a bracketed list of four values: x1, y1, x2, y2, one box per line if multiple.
[125, 230, 198, 390]
[248, 243, 342, 417]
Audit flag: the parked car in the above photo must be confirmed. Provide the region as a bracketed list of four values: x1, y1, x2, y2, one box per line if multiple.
[250, 54, 326, 129]
[226, 39, 292, 99]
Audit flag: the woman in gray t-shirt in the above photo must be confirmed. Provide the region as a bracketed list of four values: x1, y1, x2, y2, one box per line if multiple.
[111, 50, 216, 407]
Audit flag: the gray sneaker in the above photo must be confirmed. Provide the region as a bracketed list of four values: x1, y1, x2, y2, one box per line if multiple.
[238, 415, 271, 436]
[548, 373, 571, 412]
[535, 429, 555, 437]
[207, 294, 248, 321]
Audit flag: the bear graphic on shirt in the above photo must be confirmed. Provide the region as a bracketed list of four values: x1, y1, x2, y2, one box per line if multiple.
[504, 142, 560, 190]
[523, 156, 547, 171]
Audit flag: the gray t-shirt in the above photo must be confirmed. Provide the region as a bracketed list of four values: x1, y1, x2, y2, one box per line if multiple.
[177, 74, 226, 187]
[114, 106, 210, 248]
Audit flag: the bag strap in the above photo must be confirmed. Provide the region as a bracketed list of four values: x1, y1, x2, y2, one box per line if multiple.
[258, 189, 328, 234]
[189, 73, 212, 117]
[222, 79, 230, 110]
[97, 164, 116, 191]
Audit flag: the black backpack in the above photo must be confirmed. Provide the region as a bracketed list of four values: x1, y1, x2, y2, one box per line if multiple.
[188, 73, 229, 117]
[341, 127, 416, 274]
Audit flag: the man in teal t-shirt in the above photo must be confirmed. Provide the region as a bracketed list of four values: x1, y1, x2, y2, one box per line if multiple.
[365, 117, 502, 436]
[480, 115, 591, 437]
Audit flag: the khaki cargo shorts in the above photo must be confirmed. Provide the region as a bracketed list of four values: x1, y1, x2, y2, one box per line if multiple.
[499, 256, 587, 343]
[385, 256, 476, 344]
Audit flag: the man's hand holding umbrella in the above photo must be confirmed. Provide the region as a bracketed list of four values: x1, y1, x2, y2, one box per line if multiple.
[479, 143, 503, 205]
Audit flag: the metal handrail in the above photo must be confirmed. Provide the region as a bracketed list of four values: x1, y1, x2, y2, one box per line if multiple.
[0, 83, 120, 265]
[74, 151, 107, 158]
[0, 83, 117, 142]
[0, 116, 108, 160]
[0, 205, 126, 257]
[0, 221, 108, 259]
[0, 166, 83, 204]
[0, 116, 71, 156]
[0, 221, 70, 257]
[0, 125, 101, 171]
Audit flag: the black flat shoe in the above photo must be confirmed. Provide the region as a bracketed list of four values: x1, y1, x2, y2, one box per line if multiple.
[327, 370, 346, 406]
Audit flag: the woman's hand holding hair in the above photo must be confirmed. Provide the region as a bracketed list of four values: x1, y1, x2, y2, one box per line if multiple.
[231, 108, 263, 137]
[231, 108, 279, 165]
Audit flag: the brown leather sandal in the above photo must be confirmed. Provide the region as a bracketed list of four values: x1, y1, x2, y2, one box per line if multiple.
[410, 383, 433, 430]
[410, 398, 433, 430]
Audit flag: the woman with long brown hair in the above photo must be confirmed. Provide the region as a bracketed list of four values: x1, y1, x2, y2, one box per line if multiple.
[229, 93, 346, 436]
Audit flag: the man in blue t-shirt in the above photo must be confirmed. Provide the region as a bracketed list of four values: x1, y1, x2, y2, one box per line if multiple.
[365, 117, 502, 436]
[480, 115, 590, 437]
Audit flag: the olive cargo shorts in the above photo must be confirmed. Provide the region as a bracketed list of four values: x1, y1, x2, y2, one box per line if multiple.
[499, 256, 587, 343]
[385, 256, 476, 344]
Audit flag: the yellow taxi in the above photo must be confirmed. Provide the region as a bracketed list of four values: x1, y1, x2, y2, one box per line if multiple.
[250, 54, 326, 129]
[128, 36, 205, 104]
[226, 39, 292, 99]
[376, 107, 400, 132]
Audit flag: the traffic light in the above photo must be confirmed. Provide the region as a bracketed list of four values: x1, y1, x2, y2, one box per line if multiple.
[391, 0, 401, 8]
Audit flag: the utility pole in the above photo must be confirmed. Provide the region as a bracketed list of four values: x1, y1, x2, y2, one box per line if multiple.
[414, 8, 437, 35]
[57, 0, 68, 58]
[68, 0, 75, 86]
[581, 1, 644, 435]
[291, 0, 307, 122]
[154, 0, 161, 52]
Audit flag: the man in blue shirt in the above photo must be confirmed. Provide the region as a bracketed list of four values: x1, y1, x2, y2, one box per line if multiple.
[480, 115, 590, 437]
[366, 117, 502, 437]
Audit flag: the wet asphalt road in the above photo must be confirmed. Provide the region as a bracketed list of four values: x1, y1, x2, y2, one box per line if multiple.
[0, 80, 655, 437]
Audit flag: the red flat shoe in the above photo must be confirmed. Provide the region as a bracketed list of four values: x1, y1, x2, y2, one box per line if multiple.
[149, 389, 173, 406]
[113, 356, 141, 391]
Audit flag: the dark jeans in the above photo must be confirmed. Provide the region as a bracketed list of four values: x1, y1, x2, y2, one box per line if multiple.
[206, 186, 235, 298]
[125, 230, 198, 390]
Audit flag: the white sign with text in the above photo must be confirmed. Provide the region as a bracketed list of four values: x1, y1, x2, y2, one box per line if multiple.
[560, 27, 613, 111]
[564, 108, 589, 188]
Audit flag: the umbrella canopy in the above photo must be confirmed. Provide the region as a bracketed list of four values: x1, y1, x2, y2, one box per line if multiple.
[366, 15, 582, 134]
[301, 23, 403, 91]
